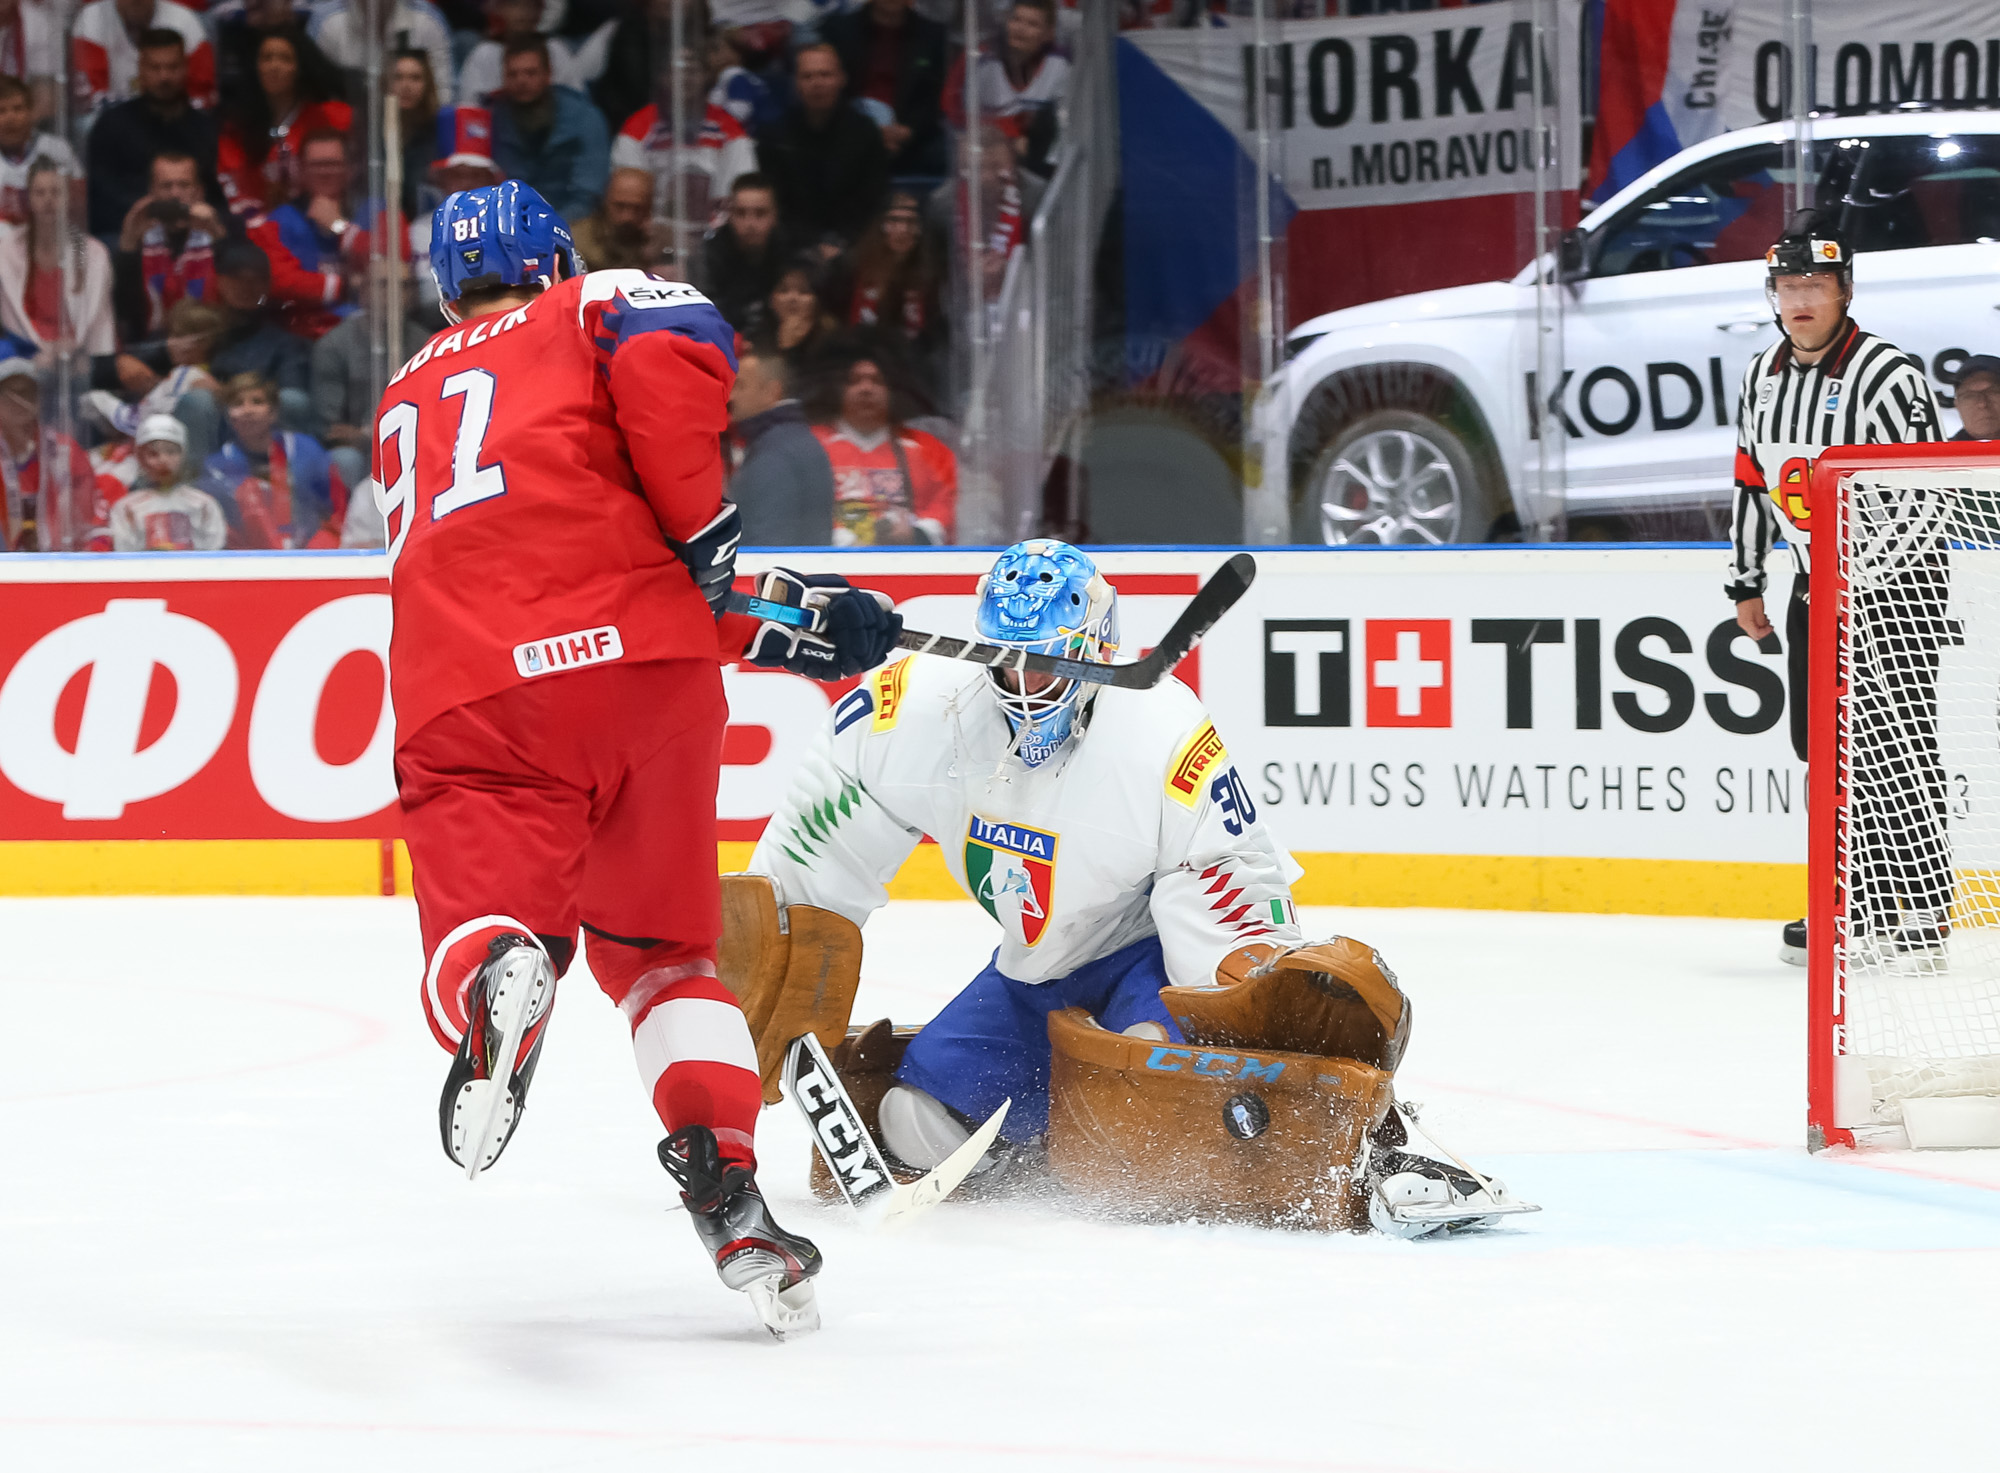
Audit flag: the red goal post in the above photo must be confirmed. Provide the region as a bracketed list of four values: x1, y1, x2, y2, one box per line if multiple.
[1808, 440, 2000, 1151]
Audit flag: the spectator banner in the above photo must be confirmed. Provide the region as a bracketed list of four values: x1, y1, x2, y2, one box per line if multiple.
[1118, 1, 1584, 378]
[1593, 0, 2000, 201]
[0, 549, 1803, 916]
[1127, 1, 1584, 212]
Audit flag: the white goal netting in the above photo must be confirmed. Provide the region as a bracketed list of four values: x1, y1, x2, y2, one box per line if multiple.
[1829, 459, 2000, 1140]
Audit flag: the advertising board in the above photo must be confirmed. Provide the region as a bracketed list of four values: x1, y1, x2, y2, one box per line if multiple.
[0, 548, 1805, 915]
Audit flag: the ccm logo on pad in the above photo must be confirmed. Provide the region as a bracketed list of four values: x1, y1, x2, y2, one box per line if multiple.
[513, 625, 624, 678]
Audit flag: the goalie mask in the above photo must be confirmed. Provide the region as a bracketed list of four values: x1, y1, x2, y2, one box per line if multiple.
[974, 539, 1118, 767]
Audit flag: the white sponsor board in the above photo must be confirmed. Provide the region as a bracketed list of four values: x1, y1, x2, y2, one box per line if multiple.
[1198, 547, 1803, 864]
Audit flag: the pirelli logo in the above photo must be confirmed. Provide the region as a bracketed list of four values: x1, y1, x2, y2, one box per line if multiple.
[1166, 720, 1227, 808]
[871, 658, 911, 733]
[513, 624, 623, 678]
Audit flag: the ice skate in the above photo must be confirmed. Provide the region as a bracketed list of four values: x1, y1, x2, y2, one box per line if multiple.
[1363, 1101, 1538, 1239]
[1889, 909, 1949, 965]
[439, 934, 556, 1180]
[659, 1124, 823, 1341]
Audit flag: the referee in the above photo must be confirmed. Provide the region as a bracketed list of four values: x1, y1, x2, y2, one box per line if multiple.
[1724, 209, 1945, 965]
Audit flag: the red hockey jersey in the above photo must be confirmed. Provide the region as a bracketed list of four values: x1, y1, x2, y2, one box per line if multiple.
[373, 269, 744, 745]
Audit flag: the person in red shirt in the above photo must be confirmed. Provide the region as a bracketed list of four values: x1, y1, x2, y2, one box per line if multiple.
[377, 181, 898, 1339]
[813, 350, 956, 544]
[215, 26, 351, 219]
[246, 129, 367, 340]
[0, 359, 108, 550]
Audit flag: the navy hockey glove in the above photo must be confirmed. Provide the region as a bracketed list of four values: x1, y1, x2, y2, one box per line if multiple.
[744, 569, 902, 682]
[668, 503, 742, 617]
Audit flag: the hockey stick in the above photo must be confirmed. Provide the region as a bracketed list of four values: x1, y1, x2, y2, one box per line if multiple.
[728, 552, 1258, 691]
[783, 1032, 1009, 1226]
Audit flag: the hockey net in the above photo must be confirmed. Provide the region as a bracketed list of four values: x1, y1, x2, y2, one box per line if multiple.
[1809, 442, 2000, 1150]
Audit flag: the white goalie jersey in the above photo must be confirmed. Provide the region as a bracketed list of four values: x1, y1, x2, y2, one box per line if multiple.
[748, 655, 1304, 987]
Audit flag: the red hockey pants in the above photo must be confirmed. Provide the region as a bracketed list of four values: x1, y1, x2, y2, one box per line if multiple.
[396, 657, 762, 1163]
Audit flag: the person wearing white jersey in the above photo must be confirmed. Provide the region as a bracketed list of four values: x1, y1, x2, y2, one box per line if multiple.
[1725, 210, 1946, 965]
[748, 539, 1525, 1236]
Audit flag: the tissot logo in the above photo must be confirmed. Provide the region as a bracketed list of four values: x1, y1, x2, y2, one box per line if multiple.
[1264, 619, 1350, 727]
[1365, 620, 1450, 728]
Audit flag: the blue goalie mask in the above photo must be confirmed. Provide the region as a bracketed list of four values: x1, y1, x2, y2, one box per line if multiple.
[430, 180, 579, 323]
[974, 539, 1118, 767]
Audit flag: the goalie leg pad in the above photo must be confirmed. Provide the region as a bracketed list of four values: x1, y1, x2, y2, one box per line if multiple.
[716, 874, 865, 1103]
[1044, 1006, 1393, 1231]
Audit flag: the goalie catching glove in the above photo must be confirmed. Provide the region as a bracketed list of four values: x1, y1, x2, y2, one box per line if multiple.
[743, 568, 903, 681]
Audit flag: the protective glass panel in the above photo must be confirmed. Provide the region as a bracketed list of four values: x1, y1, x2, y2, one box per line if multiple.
[1835, 134, 2000, 254]
[1589, 145, 1792, 278]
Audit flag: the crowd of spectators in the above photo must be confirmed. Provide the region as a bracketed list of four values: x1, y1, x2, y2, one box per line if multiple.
[0, 0, 1087, 552]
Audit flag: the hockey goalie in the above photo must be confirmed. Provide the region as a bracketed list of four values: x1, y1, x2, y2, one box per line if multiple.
[723, 540, 1531, 1235]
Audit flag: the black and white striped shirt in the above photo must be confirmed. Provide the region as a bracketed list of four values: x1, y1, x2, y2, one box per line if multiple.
[1724, 319, 1942, 602]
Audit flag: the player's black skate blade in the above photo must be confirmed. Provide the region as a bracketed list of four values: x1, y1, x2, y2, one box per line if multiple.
[440, 934, 555, 1177]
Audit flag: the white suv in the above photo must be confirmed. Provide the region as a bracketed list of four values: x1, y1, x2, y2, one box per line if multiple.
[1256, 111, 2000, 544]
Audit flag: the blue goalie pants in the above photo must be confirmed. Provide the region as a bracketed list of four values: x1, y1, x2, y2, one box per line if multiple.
[894, 934, 1185, 1139]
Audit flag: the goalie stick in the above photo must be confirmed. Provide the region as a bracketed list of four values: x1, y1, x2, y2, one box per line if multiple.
[783, 1032, 1009, 1226]
[727, 552, 1258, 691]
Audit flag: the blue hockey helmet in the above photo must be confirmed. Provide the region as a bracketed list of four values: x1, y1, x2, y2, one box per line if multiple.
[974, 539, 1118, 766]
[430, 181, 579, 321]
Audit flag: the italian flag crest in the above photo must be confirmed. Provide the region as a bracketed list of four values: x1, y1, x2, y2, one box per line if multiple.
[964, 814, 1058, 947]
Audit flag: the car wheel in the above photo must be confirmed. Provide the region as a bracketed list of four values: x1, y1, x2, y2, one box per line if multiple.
[1294, 410, 1496, 546]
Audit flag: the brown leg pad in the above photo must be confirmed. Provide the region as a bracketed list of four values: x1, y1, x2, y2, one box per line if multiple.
[716, 874, 868, 1103]
[1045, 1007, 1392, 1231]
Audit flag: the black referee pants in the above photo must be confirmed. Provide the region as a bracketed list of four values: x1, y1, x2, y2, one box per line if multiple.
[1789, 566, 1956, 930]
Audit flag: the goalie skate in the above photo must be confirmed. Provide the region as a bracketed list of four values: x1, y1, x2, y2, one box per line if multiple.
[659, 1124, 824, 1341]
[1364, 1101, 1539, 1239]
[440, 934, 555, 1180]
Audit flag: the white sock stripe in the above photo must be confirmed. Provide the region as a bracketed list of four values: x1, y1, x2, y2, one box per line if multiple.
[616, 958, 720, 1023]
[632, 997, 760, 1092]
[423, 914, 545, 1046]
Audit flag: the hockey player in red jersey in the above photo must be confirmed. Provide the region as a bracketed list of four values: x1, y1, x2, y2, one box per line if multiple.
[373, 181, 900, 1338]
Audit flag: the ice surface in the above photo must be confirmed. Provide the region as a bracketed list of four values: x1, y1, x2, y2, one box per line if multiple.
[6, 897, 2000, 1472]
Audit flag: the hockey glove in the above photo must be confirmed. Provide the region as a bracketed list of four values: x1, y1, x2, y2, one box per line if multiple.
[668, 503, 742, 617]
[743, 569, 902, 682]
